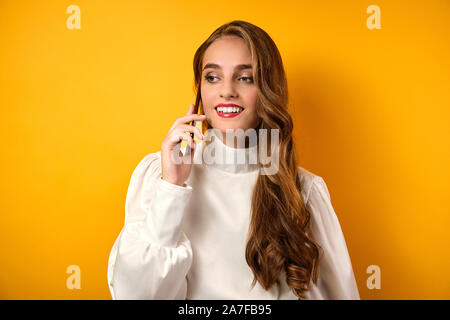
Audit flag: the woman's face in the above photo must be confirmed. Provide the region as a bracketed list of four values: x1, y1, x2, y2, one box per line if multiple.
[201, 35, 261, 134]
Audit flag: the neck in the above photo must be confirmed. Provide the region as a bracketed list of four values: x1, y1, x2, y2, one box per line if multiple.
[212, 128, 260, 149]
[194, 127, 260, 174]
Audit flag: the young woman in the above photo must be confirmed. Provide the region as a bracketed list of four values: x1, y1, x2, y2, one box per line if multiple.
[107, 20, 360, 300]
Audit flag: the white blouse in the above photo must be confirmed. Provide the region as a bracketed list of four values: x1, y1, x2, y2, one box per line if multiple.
[107, 132, 360, 300]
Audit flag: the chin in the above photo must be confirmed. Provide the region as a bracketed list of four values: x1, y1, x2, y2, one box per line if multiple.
[215, 124, 245, 132]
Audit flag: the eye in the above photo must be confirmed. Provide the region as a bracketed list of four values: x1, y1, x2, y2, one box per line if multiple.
[204, 75, 218, 83]
[240, 76, 253, 83]
[204, 75, 253, 83]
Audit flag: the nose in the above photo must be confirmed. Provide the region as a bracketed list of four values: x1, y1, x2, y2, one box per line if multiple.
[219, 79, 238, 99]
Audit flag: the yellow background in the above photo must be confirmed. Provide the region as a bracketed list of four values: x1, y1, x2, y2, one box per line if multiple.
[0, 0, 449, 299]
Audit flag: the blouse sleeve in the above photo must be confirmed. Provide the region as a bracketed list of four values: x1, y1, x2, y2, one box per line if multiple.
[304, 176, 360, 300]
[107, 152, 193, 299]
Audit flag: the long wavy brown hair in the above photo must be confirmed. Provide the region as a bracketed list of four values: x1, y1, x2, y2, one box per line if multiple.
[192, 20, 321, 299]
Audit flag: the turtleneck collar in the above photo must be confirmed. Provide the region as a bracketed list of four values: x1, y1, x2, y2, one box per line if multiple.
[193, 128, 259, 174]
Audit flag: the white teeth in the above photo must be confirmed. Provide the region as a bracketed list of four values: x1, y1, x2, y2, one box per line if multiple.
[217, 106, 243, 113]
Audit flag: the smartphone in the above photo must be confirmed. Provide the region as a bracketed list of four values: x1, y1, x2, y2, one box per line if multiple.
[189, 90, 201, 140]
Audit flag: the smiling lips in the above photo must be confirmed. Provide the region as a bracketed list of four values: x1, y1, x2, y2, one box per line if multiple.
[215, 103, 244, 118]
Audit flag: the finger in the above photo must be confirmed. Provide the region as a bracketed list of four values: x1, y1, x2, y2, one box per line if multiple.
[185, 103, 195, 116]
[170, 114, 206, 132]
[173, 113, 207, 127]
[170, 131, 194, 149]
[177, 124, 204, 140]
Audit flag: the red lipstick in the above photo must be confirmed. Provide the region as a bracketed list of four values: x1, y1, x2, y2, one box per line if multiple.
[215, 103, 244, 118]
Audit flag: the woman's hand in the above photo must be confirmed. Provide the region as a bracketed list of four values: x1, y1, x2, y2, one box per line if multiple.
[161, 104, 206, 187]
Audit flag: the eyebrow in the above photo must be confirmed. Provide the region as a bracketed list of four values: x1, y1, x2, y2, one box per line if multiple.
[202, 63, 253, 71]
